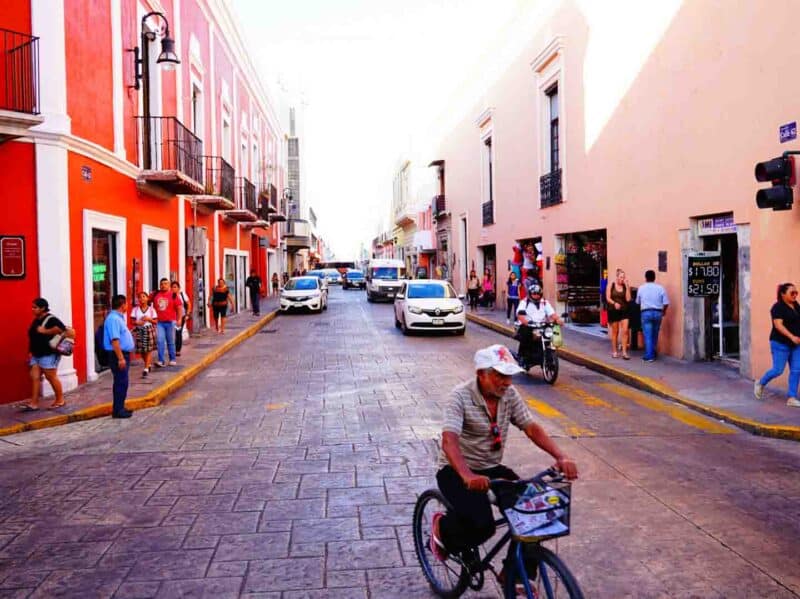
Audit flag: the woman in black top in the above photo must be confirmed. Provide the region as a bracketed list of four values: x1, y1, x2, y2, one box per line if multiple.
[755, 283, 800, 407]
[21, 297, 66, 411]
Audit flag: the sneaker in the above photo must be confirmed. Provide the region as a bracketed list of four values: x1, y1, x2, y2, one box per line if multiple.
[155, 361, 165, 368]
[142, 369, 148, 378]
[506, 318, 510, 324]
[112, 409, 133, 419]
[429, 512, 447, 561]
[754, 381, 764, 400]
[787, 398, 800, 408]
[168, 360, 177, 366]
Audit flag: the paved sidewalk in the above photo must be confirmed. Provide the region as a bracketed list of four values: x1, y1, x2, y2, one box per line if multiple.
[467, 305, 800, 441]
[0, 298, 279, 437]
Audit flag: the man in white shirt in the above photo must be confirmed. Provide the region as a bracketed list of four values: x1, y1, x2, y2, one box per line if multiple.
[635, 270, 669, 362]
[516, 284, 563, 366]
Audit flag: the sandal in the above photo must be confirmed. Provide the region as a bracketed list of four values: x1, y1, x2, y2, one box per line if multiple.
[430, 512, 447, 561]
[48, 401, 66, 410]
[18, 404, 39, 412]
[622, 354, 630, 360]
[612, 352, 619, 359]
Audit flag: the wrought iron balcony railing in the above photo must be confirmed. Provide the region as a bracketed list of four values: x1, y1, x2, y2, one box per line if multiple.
[137, 116, 203, 184]
[482, 201, 494, 226]
[432, 194, 446, 216]
[235, 177, 257, 213]
[203, 156, 234, 201]
[0, 28, 39, 114]
[540, 168, 562, 208]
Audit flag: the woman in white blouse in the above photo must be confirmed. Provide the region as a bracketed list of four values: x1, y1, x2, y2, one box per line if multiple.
[131, 291, 157, 377]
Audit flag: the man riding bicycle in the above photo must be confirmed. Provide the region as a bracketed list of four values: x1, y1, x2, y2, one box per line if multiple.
[431, 344, 578, 561]
[516, 284, 563, 367]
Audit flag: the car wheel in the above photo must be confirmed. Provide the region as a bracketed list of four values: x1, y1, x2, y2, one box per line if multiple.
[367, 292, 374, 303]
[400, 315, 410, 336]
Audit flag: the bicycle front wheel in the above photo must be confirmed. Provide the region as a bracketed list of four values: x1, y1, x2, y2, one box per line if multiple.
[412, 489, 470, 598]
[522, 545, 584, 599]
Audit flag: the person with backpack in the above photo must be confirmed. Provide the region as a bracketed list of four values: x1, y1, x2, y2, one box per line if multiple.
[171, 281, 192, 357]
[20, 297, 67, 411]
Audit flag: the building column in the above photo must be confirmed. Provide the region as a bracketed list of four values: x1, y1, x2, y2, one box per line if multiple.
[31, 0, 77, 392]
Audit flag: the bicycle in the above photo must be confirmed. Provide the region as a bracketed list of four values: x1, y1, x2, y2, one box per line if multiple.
[413, 468, 584, 598]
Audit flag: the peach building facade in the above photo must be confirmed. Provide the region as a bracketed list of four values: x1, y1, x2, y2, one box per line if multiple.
[420, 1, 800, 379]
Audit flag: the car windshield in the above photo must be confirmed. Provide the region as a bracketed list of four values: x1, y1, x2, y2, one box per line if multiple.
[407, 283, 457, 299]
[306, 271, 324, 279]
[285, 278, 318, 291]
[371, 267, 404, 280]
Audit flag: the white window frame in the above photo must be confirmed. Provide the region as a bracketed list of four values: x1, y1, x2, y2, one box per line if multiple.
[476, 109, 495, 224]
[82, 210, 127, 382]
[531, 36, 566, 203]
[141, 224, 171, 294]
[189, 74, 204, 143]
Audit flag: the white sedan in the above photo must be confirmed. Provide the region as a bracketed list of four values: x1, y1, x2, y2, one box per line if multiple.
[394, 279, 466, 335]
[280, 276, 328, 313]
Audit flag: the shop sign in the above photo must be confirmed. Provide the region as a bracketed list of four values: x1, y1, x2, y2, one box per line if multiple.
[697, 213, 735, 236]
[0, 236, 25, 279]
[687, 251, 721, 297]
[780, 121, 797, 143]
[92, 262, 108, 282]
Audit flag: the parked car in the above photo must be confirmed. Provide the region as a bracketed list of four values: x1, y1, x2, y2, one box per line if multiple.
[343, 269, 366, 289]
[305, 270, 329, 291]
[322, 268, 342, 285]
[394, 279, 466, 335]
[280, 276, 328, 313]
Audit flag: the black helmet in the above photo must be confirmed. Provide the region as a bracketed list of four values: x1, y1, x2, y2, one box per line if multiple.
[527, 283, 542, 295]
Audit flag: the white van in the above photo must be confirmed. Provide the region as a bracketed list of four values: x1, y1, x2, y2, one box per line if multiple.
[366, 259, 406, 302]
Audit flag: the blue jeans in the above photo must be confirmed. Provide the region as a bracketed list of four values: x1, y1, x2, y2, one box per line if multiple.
[759, 340, 800, 399]
[108, 350, 130, 415]
[156, 321, 176, 363]
[641, 310, 663, 360]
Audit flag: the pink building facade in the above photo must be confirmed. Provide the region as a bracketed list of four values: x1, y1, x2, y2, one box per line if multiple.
[421, 1, 800, 379]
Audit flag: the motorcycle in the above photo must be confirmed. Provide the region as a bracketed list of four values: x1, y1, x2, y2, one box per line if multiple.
[513, 321, 559, 384]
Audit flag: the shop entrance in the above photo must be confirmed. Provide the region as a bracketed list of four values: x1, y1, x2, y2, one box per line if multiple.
[190, 256, 207, 332]
[555, 229, 607, 326]
[703, 234, 739, 361]
[512, 236, 542, 285]
[92, 229, 118, 372]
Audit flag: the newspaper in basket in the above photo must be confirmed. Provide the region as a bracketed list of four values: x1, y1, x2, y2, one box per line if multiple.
[503, 481, 571, 541]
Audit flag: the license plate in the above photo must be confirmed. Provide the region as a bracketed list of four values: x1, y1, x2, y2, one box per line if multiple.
[432, 318, 445, 325]
[387, 293, 395, 298]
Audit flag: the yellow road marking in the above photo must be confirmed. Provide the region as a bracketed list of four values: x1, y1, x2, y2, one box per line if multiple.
[558, 383, 628, 415]
[266, 403, 288, 410]
[597, 382, 735, 434]
[526, 396, 596, 438]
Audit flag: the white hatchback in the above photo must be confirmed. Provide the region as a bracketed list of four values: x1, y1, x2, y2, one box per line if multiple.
[394, 279, 466, 335]
[280, 276, 328, 313]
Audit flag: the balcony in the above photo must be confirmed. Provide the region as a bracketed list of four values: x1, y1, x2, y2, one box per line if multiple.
[193, 156, 235, 210]
[481, 201, 494, 226]
[0, 28, 43, 142]
[268, 192, 287, 223]
[432, 194, 446, 218]
[540, 168, 562, 208]
[224, 177, 258, 222]
[136, 116, 204, 195]
[394, 207, 416, 227]
[283, 218, 311, 250]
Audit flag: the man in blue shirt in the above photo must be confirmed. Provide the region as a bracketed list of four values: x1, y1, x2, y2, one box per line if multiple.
[103, 294, 135, 418]
[635, 270, 669, 362]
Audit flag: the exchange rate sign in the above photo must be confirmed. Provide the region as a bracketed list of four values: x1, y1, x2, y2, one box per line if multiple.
[687, 253, 721, 297]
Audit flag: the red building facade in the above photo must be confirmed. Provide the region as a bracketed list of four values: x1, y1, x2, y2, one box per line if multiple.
[0, 0, 287, 404]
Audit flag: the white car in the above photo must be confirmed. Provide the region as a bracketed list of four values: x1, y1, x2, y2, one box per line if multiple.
[280, 276, 328, 313]
[394, 279, 466, 335]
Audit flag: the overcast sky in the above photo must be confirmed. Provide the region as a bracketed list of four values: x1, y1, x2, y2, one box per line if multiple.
[233, 0, 523, 261]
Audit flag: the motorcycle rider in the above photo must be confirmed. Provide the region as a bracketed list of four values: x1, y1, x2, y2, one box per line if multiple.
[516, 283, 563, 367]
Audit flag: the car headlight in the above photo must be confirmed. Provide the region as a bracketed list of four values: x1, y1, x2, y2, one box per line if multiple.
[311, 291, 321, 297]
[408, 306, 423, 314]
[452, 304, 464, 314]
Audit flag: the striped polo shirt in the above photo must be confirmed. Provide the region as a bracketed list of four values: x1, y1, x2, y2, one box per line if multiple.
[438, 378, 535, 470]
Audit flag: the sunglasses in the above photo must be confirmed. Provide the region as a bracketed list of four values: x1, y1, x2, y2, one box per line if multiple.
[490, 421, 502, 451]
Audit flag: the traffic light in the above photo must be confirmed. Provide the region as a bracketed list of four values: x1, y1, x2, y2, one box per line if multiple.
[755, 155, 794, 210]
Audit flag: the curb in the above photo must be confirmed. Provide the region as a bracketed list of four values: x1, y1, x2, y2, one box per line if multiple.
[0, 311, 279, 438]
[467, 313, 800, 442]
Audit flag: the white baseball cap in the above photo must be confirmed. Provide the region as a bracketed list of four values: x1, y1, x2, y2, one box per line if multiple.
[474, 344, 524, 376]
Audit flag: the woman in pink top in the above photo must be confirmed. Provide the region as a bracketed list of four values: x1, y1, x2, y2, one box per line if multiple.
[482, 270, 495, 309]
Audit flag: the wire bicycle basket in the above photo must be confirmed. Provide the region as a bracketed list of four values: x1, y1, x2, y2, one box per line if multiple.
[501, 480, 571, 542]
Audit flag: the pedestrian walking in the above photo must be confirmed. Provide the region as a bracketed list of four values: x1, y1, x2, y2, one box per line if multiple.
[208, 278, 234, 334]
[636, 270, 669, 362]
[131, 292, 157, 377]
[505, 271, 520, 324]
[282, 271, 290, 286]
[754, 282, 800, 407]
[271, 272, 279, 294]
[151, 278, 183, 367]
[19, 298, 67, 411]
[103, 294, 134, 418]
[606, 268, 632, 359]
[245, 269, 262, 316]
[482, 270, 495, 309]
[171, 281, 191, 357]
[467, 270, 480, 311]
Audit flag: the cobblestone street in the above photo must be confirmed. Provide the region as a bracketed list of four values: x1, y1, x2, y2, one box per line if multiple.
[0, 287, 799, 598]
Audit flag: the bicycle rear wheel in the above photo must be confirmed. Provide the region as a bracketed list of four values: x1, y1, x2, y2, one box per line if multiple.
[522, 545, 584, 599]
[412, 489, 470, 598]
